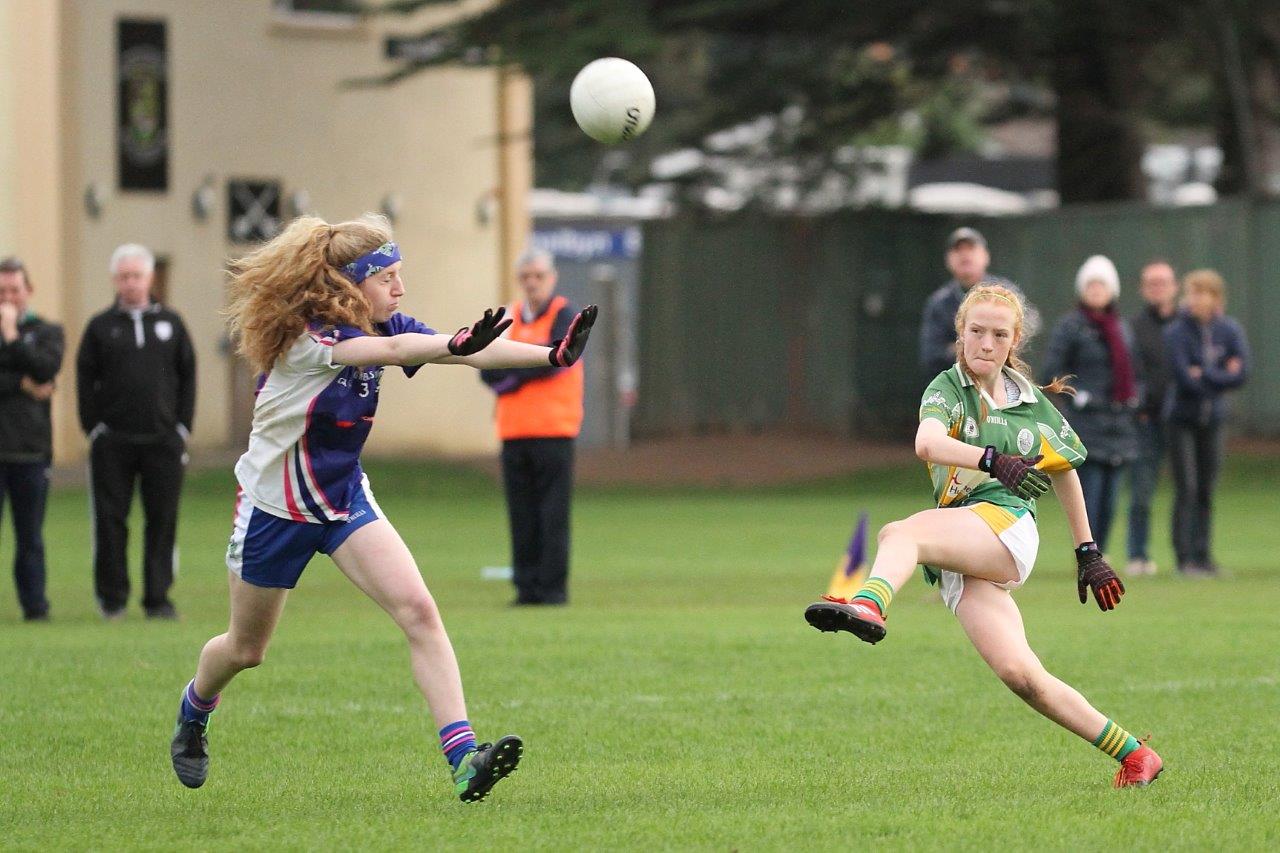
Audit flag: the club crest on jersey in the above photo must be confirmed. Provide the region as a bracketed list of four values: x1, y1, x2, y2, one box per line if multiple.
[154, 320, 173, 342]
[964, 416, 979, 439]
[1017, 427, 1035, 454]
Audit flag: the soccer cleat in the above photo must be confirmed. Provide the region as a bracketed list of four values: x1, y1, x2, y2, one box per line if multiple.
[171, 716, 210, 789]
[453, 735, 523, 803]
[804, 595, 887, 644]
[1113, 742, 1163, 788]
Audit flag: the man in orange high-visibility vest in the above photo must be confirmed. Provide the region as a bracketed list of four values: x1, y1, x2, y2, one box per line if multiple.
[480, 249, 584, 605]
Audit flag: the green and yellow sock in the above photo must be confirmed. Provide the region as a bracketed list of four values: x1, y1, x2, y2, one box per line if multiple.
[851, 577, 894, 617]
[1093, 719, 1140, 762]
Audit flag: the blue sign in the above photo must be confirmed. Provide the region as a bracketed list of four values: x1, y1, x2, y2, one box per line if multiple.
[532, 226, 642, 262]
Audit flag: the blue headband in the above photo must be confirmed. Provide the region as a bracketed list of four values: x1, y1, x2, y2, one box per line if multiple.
[342, 241, 401, 284]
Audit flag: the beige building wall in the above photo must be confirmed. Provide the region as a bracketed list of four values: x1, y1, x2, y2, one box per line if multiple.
[8, 0, 528, 464]
[0, 0, 68, 433]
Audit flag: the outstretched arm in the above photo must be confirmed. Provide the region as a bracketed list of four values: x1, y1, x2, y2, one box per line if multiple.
[334, 304, 598, 370]
[332, 332, 552, 369]
[437, 337, 556, 368]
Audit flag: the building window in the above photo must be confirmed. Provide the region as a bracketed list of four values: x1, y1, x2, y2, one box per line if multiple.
[272, 0, 361, 30]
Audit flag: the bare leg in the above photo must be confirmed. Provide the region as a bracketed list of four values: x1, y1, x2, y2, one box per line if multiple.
[193, 572, 289, 698]
[330, 520, 467, 729]
[866, 507, 1020, 591]
[956, 577, 1106, 741]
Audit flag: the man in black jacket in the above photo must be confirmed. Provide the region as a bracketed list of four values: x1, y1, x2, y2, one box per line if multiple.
[0, 257, 64, 621]
[77, 244, 195, 620]
[1124, 260, 1178, 576]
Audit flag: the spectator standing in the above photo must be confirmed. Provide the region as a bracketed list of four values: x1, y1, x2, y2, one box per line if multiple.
[1041, 256, 1140, 557]
[919, 227, 1038, 378]
[76, 244, 196, 619]
[0, 257, 64, 621]
[1124, 260, 1179, 576]
[1163, 269, 1249, 576]
[480, 249, 583, 606]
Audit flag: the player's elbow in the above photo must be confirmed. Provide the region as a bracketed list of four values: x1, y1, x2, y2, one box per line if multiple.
[384, 336, 411, 367]
[914, 432, 936, 462]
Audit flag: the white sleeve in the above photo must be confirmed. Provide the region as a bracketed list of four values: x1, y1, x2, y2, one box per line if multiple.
[283, 331, 341, 373]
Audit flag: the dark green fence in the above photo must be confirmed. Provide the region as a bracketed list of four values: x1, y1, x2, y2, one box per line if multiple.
[635, 199, 1280, 438]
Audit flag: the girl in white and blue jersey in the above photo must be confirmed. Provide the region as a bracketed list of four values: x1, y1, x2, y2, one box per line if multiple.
[170, 214, 596, 802]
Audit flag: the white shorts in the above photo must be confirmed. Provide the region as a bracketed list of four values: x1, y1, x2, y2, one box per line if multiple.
[938, 503, 1039, 613]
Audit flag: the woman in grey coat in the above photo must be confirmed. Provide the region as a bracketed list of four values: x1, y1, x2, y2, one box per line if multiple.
[1041, 256, 1140, 556]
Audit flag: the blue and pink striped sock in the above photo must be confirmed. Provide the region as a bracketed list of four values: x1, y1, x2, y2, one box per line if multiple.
[179, 679, 220, 725]
[440, 720, 477, 770]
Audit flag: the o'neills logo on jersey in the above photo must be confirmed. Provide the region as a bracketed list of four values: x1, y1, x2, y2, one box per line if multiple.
[1017, 427, 1035, 454]
[986, 415, 1008, 426]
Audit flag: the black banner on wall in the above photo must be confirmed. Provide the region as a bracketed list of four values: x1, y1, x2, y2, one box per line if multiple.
[117, 19, 168, 191]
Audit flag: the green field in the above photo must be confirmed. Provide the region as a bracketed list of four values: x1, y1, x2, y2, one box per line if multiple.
[2, 453, 1278, 850]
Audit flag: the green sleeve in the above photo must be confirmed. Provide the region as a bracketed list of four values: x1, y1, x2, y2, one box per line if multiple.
[1030, 392, 1088, 471]
[919, 373, 961, 430]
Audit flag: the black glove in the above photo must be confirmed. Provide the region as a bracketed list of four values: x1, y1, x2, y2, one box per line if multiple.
[549, 305, 598, 367]
[977, 445, 1050, 499]
[448, 307, 512, 356]
[1076, 542, 1125, 611]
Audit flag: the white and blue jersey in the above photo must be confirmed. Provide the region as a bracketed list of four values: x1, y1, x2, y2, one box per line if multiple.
[227, 313, 434, 588]
[234, 313, 433, 523]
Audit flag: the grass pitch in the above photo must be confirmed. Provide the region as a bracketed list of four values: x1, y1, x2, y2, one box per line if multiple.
[2, 453, 1278, 850]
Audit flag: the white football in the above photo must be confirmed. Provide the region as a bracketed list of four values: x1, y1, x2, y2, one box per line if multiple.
[570, 58, 655, 144]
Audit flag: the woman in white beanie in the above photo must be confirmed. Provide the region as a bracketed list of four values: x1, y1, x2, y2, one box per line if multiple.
[1041, 255, 1141, 558]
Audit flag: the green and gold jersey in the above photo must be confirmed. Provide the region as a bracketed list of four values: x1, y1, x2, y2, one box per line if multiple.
[919, 364, 1087, 518]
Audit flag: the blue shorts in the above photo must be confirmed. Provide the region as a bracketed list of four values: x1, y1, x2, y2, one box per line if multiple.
[226, 474, 384, 589]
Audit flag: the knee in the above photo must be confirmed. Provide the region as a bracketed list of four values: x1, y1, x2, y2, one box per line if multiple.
[230, 642, 268, 670]
[877, 520, 911, 546]
[397, 595, 444, 639]
[992, 661, 1045, 702]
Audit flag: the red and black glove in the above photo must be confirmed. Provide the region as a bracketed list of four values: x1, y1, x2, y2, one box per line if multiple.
[977, 445, 1051, 500]
[1076, 542, 1125, 611]
[549, 305, 598, 367]
[448, 307, 512, 356]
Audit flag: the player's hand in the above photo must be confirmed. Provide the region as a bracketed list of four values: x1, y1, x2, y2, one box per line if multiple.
[1076, 542, 1125, 611]
[549, 305, 598, 367]
[447, 307, 512, 356]
[977, 446, 1050, 499]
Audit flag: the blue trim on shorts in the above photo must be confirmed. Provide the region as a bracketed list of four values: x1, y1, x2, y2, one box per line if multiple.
[236, 486, 381, 589]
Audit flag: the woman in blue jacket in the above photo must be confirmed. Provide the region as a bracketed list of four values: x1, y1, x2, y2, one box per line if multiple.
[1163, 269, 1249, 576]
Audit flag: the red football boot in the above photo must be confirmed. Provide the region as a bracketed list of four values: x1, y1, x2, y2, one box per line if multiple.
[804, 595, 887, 644]
[1113, 741, 1163, 788]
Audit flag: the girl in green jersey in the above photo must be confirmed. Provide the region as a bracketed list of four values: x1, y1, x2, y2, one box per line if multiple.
[806, 284, 1163, 788]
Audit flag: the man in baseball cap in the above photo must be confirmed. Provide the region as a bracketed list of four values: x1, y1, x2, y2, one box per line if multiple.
[918, 226, 1037, 378]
